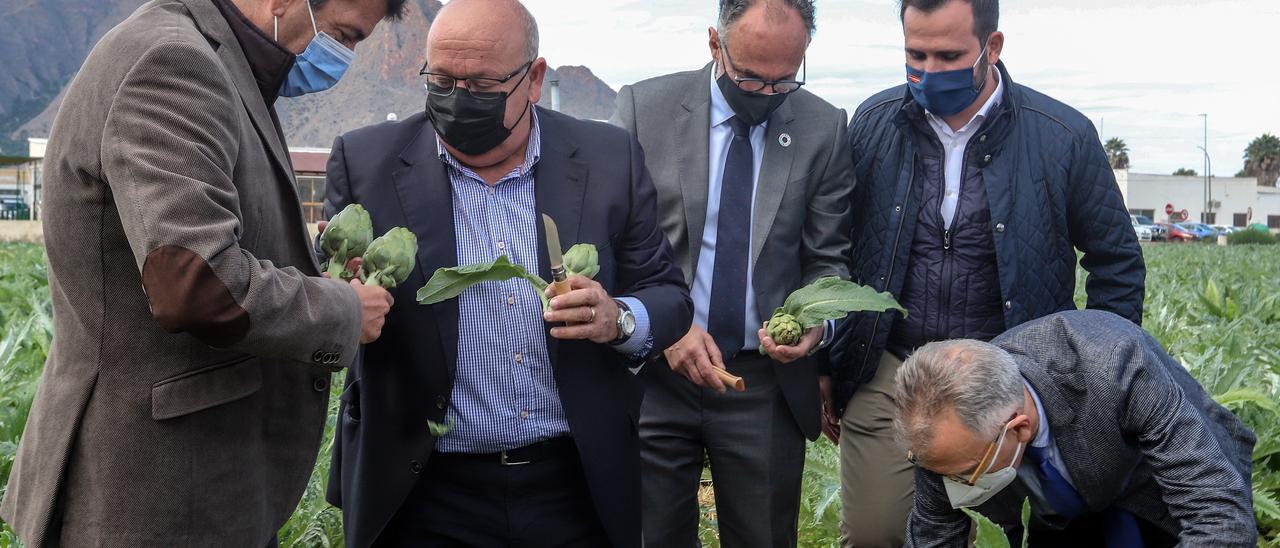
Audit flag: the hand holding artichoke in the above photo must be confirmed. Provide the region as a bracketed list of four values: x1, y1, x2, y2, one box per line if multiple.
[320, 204, 373, 280]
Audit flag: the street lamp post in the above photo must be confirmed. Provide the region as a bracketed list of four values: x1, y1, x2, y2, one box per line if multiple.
[1198, 145, 1213, 224]
[1199, 114, 1209, 223]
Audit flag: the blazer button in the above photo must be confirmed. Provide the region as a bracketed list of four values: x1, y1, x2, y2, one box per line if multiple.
[995, 223, 1006, 233]
[409, 460, 423, 475]
[1004, 300, 1013, 310]
[313, 378, 330, 392]
[983, 154, 993, 164]
[979, 134, 988, 143]
[436, 396, 447, 410]
[312, 350, 325, 363]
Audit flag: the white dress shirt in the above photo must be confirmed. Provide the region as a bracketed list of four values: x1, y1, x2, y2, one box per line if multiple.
[924, 71, 1004, 230]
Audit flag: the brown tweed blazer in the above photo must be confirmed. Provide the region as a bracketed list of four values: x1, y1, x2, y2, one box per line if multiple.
[0, 0, 362, 545]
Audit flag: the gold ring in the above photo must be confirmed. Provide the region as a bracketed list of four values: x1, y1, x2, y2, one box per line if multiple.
[589, 307, 597, 322]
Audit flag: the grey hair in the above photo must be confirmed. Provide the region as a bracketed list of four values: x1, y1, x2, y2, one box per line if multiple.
[892, 339, 1024, 459]
[717, 0, 817, 46]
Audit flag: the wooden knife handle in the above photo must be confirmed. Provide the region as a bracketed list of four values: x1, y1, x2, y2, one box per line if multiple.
[715, 368, 745, 392]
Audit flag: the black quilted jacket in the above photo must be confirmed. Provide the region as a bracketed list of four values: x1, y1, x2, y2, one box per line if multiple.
[829, 63, 1145, 413]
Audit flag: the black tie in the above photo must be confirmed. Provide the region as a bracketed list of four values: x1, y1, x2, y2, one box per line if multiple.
[707, 116, 754, 361]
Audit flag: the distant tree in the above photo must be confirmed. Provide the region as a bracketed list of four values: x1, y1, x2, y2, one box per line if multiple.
[1104, 137, 1130, 169]
[1172, 168, 1198, 176]
[1243, 133, 1280, 187]
[1235, 169, 1249, 178]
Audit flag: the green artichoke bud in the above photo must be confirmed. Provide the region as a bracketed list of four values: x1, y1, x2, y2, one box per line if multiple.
[563, 243, 599, 279]
[361, 227, 418, 289]
[767, 312, 803, 346]
[321, 204, 374, 279]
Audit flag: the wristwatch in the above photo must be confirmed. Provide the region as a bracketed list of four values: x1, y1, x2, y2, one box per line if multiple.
[611, 299, 636, 346]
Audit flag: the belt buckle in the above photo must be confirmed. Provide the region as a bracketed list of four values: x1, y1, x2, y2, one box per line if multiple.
[500, 450, 530, 466]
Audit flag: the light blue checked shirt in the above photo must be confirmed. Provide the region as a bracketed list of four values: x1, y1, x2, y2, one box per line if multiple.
[435, 109, 651, 453]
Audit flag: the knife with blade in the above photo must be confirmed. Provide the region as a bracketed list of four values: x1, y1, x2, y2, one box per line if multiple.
[542, 214, 573, 297]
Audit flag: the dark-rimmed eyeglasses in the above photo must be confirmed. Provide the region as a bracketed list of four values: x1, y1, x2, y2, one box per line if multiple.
[420, 60, 534, 100]
[720, 41, 806, 95]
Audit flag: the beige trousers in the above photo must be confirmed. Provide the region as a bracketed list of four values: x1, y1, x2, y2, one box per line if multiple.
[838, 352, 915, 548]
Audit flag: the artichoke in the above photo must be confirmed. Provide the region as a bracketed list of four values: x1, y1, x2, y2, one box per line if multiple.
[563, 243, 599, 279]
[361, 227, 418, 289]
[767, 312, 803, 346]
[321, 204, 373, 279]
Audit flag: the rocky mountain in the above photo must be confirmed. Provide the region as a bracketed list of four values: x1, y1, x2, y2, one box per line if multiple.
[0, 0, 618, 154]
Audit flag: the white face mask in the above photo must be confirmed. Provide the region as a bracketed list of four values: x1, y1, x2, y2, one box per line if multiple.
[942, 421, 1024, 509]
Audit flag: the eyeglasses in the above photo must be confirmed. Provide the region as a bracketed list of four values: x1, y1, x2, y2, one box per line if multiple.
[420, 60, 534, 100]
[719, 41, 806, 95]
[906, 414, 1017, 486]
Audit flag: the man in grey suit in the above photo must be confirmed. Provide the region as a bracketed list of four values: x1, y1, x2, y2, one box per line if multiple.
[894, 310, 1256, 547]
[610, 0, 851, 544]
[0, 0, 402, 546]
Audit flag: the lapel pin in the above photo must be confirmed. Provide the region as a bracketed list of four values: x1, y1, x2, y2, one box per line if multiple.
[779, 133, 793, 148]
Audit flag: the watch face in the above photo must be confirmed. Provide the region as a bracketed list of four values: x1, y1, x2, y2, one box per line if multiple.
[621, 311, 637, 335]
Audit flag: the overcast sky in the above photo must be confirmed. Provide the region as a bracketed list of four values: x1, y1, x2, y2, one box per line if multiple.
[520, 0, 1279, 176]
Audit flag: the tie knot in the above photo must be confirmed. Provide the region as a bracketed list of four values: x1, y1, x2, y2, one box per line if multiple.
[729, 116, 751, 138]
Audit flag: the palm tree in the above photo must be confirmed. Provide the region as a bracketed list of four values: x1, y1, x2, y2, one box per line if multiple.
[1244, 133, 1280, 187]
[1173, 168, 1197, 176]
[1104, 137, 1130, 169]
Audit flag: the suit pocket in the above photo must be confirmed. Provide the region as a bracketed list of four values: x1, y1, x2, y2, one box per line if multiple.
[151, 355, 262, 420]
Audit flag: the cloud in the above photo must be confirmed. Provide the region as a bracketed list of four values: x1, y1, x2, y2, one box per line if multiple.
[520, 0, 1279, 175]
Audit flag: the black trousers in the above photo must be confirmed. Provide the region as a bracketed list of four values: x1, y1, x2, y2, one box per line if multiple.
[372, 438, 610, 547]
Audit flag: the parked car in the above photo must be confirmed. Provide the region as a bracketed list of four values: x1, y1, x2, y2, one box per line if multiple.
[1133, 224, 1153, 242]
[1159, 223, 1199, 242]
[0, 199, 30, 221]
[1177, 222, 1217, 240]
[1132, 215, 1168, 241]
[1212, 225, 1240, 236]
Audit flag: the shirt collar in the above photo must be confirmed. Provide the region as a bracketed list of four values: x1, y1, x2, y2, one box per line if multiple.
[1023, 378, 1052, 448]
[436, 106, 543, 181]
[925, 68, 1003, 136]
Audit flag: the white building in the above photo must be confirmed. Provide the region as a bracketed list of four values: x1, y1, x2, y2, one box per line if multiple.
[1115, 170, 1280, 230]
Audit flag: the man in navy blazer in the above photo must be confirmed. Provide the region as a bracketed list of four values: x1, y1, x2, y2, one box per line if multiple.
[320, 1, 691, 546]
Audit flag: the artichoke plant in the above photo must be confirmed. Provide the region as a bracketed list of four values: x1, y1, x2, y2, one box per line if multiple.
[321, 204, 373, 280]
[767, 312, 804, 346]
[361, 227, 418, 289]
[563, 244, 599, 279]
[763, 277, 906, 352]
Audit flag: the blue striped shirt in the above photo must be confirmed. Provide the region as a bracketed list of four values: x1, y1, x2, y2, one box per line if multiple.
[434, 110, 650, 453]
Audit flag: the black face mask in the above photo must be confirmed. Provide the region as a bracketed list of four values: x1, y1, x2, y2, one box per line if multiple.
[716, 71, 789, 127]
[426, 83, 531, 156]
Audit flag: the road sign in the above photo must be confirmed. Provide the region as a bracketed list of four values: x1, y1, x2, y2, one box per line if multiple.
[1165, 203, 1175, 215]
[1180, 209, 1189, 221]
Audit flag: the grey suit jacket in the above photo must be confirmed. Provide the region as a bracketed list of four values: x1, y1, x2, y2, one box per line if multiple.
[0, 0, 362, 546]
[905, 310, 1256, 547]
[611, 64, 853, 439]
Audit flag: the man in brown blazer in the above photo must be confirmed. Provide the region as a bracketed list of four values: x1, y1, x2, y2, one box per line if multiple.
[0, 1, 406, 546]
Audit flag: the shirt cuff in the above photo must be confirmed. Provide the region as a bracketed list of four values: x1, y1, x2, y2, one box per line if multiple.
[820, 319, 835, 349]
[612, 297, 653, 359]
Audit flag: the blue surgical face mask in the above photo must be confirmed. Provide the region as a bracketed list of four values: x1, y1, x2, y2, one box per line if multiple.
[277, 1, 355, 98]
[905, 44, 990, 117]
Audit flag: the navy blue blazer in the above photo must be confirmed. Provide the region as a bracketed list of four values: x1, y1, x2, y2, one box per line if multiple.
[322, 107, 692, 548]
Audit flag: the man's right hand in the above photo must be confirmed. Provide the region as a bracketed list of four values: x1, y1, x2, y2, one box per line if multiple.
[351, 278, 393, 343]
[662, 325, 728, 393]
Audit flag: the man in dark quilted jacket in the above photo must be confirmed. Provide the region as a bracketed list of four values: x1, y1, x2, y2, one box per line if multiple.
[829, 0, 1145, 545]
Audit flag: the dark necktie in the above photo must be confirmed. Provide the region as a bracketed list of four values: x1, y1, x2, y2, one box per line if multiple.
[1025, 445, 1144, 547]
[707, 116, 754, 360]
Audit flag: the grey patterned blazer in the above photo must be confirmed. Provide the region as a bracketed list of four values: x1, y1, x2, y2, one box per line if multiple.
[905, 310, 1256, 547]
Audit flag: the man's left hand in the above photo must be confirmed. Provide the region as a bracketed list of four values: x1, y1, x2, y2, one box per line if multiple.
[543, 276, 619, 344]
[758, 324, 823, 364]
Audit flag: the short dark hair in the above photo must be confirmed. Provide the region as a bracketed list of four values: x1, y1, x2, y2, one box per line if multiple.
[718, 0, 817, 44]
[899, 0, 998, 43]
[311, 0, 410, 21]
